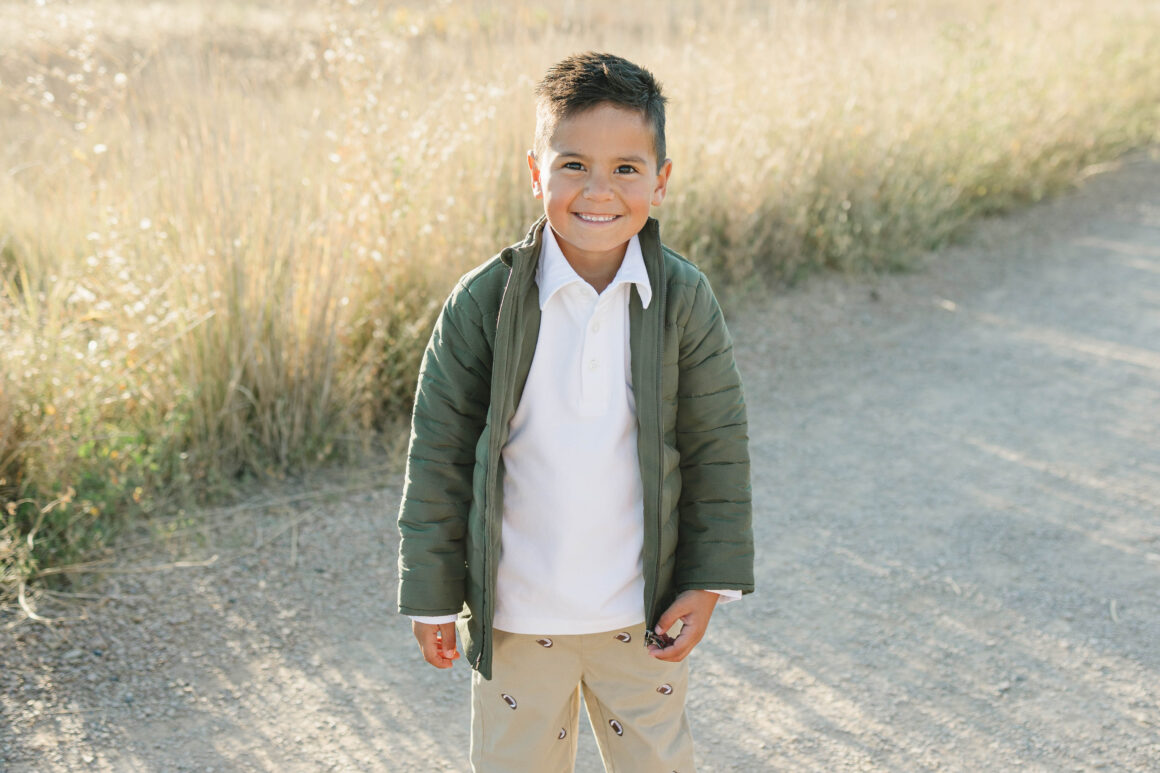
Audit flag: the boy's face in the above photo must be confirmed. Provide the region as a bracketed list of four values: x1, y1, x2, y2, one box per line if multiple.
[528, 103, 672, 272]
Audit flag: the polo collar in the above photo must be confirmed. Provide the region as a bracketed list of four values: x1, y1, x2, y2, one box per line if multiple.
[536, 225, 653, 310]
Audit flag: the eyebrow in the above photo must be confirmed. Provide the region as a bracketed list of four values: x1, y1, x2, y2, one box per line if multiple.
[555, 151, 649, 165]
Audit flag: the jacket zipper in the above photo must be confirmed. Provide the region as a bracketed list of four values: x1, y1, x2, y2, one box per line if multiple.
[656, 262, 667, 626]
[647, 247, 667, 631]
[480, 250, 522, 674]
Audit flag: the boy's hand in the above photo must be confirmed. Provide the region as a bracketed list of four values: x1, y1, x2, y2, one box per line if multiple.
[647, 589, 719, 662]
[413, 620, 460, 668]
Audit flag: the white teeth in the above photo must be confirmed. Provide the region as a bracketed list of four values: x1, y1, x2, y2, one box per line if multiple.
[576, 213, 617, 222]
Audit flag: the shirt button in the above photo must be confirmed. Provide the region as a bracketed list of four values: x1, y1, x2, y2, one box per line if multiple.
[588, 359, 599, 371]
[591, 321, 601, 333]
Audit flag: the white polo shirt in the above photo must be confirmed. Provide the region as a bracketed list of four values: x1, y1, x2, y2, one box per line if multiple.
[493, 226, 652, 634]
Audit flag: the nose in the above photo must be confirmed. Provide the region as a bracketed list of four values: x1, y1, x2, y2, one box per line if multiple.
[583, 172, 614, 201]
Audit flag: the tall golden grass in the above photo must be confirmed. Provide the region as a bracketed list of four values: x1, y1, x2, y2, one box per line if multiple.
[3, 0, 1160, 595]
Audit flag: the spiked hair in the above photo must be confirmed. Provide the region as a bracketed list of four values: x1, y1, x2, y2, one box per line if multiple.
[533, 52, 668, 169]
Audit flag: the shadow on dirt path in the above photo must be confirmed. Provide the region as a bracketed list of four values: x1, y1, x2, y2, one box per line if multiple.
[3, 150, 1158, 771]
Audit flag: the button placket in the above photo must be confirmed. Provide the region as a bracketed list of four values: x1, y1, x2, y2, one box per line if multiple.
[579, 293, 615, 415]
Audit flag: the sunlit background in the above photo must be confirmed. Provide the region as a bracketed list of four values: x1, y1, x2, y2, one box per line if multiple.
[3, 0, 1160, 589]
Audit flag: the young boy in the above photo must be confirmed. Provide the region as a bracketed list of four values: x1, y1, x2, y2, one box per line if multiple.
[397, 52, 753, 772]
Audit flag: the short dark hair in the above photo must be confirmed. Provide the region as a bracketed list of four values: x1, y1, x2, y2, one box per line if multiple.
[534, 52, 667, 169]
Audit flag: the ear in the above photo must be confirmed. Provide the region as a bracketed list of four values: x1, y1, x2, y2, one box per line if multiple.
[527, 150, 543, 199]
[651, 158, 673, 207]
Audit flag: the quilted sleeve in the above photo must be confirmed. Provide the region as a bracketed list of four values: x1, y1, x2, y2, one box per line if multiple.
[674, 273, 754, 593]
[396, 282, 492, 616]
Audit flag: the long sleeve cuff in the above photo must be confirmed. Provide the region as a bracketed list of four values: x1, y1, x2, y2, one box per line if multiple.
[707, 589, 742, 603]
[410, 613, 459, 625]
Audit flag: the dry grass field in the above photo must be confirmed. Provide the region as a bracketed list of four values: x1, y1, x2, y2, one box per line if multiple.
[3, 0, 1160, 598]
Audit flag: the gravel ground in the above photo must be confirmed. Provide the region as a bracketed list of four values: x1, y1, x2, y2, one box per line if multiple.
[2, 149, 1159, 772]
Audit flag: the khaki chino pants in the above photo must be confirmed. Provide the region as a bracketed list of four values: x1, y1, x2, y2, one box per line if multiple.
[470, 623, 696, 773]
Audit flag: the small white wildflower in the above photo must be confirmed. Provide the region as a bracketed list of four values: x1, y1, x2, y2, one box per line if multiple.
[328, 153, 341, 164]
[139, 217, 152, 230]
[114, 72, 127, 87]
[88, 340, 98, 353]
[43, 91, 55, 103]
[86, 231, 100, 241]
[93, 143, 107, 154]
[69, 285, 97, 304]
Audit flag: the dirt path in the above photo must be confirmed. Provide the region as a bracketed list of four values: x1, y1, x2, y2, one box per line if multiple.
[3, 150, 1159, 772]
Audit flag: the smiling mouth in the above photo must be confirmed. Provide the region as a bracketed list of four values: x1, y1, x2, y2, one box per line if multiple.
[574, 213, 619, 223]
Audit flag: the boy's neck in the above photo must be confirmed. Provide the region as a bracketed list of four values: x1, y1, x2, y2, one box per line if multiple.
[556, 238, 630, 295]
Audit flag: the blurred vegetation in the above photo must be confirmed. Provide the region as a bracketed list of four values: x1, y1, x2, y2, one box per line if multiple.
[3, 0, 1160, 605]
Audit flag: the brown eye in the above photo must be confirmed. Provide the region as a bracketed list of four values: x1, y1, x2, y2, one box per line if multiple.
[614, 632, 631, 643]
[657, 684, 673, 695]
[536, 638, 554, 648]
[501, 693, 518, 710]
[609, 719, 624, 736]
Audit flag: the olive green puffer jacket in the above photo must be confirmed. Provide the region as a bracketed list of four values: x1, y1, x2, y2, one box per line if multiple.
[397, 217, 753, 679]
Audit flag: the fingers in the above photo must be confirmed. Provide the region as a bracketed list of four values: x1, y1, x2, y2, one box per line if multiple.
[437, 622, 459, 661]
[653, 605, 683, 639]
[413, 620, 460, 668]
[648, 590, 719, 662]
[648, 619, 703, 662]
